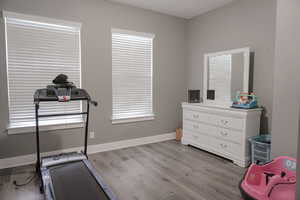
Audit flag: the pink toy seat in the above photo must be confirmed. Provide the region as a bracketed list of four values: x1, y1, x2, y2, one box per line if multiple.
[240, 156, 296, 200]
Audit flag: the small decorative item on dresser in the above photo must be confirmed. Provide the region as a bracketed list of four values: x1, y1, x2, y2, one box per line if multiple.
[176, 128, 182, 141]
[188, 90, 200, 103]
[232, 92, 258, 109]
[206, 90, 215, 100]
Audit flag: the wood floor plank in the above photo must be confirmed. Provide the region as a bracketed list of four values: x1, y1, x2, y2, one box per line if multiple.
[0, 165, 43, 200]
[137, 143, 241, 200]
[115, 147, 203, 200]
[0, 140, 244, 200]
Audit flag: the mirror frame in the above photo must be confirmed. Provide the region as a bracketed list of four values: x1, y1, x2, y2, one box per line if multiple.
[203, 47, 250, 106]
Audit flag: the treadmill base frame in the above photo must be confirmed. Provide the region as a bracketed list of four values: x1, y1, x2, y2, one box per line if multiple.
[40, 152, 118, 200]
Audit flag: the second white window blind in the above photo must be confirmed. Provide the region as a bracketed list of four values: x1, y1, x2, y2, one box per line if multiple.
[112, 29, 154, 121]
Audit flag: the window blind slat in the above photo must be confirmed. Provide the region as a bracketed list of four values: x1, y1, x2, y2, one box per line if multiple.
[112, 30, 154, 120]
[5, 14, 82, 126]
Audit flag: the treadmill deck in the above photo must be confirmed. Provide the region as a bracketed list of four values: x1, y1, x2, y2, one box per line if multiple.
[48, 161, 110, 200]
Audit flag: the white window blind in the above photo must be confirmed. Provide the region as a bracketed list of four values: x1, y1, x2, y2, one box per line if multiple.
[4, 11, 82, 128]
[112, 29, 154, 121]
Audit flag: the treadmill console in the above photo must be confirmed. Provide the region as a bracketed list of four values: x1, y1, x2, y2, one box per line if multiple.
[34, 87, 91, 102]
[33, 74, 98, 106]
[47, 85, 72, 102]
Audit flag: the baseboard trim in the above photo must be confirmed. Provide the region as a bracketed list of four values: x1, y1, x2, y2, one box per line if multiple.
[0, 132, 176, 169]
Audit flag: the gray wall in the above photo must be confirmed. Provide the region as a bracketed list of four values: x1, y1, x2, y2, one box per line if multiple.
[187, 0, 277, 133]
[272, 0, 300, 199]
[0, 0, 187, 158]
[272, 0, 300, 158]
[272, 1, 300, 196]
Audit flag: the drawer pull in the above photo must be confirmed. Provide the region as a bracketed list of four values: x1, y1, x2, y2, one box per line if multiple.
[193, 114, 199, 119]
[220, 131, 228, 136]
[220, 143, 228, 148]
[221, 119, 229, 125]
[193, 124, 199, 129]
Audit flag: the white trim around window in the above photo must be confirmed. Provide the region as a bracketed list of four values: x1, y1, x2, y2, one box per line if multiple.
[111, 114, 155, 125]
[111, 28, 155, 39]
[7, 118, 84, 135]
[2, 11, 81, 30]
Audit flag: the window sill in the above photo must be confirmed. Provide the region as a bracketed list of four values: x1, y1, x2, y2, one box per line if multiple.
[111, 114, 155, 124]
[7, 119, 84, 135]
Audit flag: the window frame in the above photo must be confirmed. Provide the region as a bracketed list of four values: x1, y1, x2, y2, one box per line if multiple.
[111, 28, 155, 124]
[3, 11, 84, 134]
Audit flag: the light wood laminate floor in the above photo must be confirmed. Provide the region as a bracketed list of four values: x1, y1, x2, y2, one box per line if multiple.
[0, 140, 244, 200]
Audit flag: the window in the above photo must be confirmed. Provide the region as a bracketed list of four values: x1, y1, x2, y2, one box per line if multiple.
[112, 29, 154, 123]
[4, 11, 82, 133]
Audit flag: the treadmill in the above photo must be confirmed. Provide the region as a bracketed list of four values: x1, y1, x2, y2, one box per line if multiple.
[34, 82, 117, 200]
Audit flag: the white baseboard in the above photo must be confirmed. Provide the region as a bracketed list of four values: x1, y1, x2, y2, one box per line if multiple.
[0, 132, 175, 169]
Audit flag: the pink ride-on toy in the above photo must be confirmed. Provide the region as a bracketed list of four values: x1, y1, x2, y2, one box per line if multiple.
[239, 156, 296, 200]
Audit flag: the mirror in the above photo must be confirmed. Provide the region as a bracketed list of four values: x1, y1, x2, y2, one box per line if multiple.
[203, 47, 250, 106]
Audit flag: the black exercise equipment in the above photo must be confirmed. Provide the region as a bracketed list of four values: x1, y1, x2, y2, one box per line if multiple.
[34, 76, 117, 200]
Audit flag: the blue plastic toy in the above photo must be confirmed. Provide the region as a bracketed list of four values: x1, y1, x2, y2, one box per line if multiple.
[232, 92, 258, 109]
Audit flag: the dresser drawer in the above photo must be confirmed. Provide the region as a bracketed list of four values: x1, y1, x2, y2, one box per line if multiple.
[183, 131, 211, 148]
[183, 120, 243, 144]
[183, 130, 242, 158]
[211, 138, 242, 158]
[214, 115, 244, 130]
[183, 110, 244, 130]
[183, 110, 211, 123]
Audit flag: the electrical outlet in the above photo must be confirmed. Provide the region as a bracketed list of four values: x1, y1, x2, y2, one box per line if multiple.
[89, 131, 95, 139]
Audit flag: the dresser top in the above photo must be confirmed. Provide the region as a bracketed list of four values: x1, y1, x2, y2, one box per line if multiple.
[182, 102, 263, 113]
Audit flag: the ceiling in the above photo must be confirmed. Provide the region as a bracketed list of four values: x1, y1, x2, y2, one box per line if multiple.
[108, 0, 237, 19]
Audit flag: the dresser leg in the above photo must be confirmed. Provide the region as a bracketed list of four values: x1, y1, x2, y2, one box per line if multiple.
[181, 138, 189, 145]
[233, 159, 249, 168]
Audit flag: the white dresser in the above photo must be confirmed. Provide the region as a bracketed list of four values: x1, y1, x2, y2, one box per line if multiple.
[182, 103, 262, 167]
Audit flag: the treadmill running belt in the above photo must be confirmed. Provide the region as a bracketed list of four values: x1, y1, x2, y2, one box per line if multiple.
[49, 161, 110, 200]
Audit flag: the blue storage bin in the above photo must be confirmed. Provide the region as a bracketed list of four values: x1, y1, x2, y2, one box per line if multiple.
[248, 135, 271, 164]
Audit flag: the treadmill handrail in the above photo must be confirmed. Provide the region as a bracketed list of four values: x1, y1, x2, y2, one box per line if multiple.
[38, 112, 88, 118]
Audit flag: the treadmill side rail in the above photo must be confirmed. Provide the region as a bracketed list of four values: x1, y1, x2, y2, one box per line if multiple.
[83, 160, 118, 200]
[41, 168, 56, 200]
